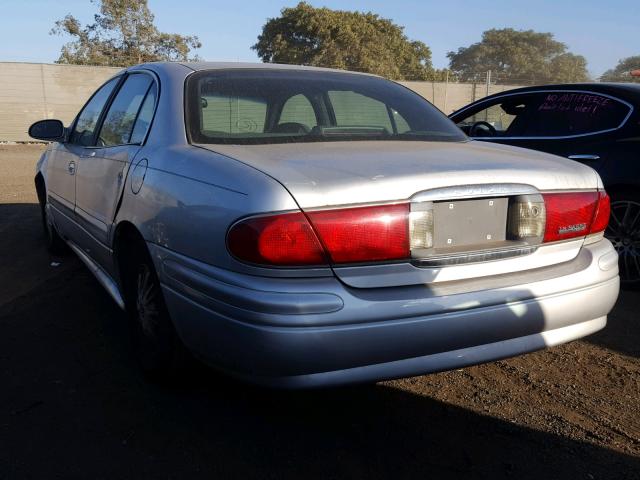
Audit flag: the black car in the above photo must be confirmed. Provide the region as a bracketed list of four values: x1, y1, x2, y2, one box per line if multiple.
[450, 83, 640, 286]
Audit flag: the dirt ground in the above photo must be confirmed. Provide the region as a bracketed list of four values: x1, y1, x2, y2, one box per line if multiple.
[1, 144, 639, 480]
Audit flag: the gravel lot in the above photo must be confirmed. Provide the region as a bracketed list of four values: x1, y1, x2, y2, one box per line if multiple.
[1, 144, 639, 479]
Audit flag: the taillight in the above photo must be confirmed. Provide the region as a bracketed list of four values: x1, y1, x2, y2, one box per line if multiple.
[228, 191, 611, 267]
[542, 191, 601, 242]
[227, 203, 410, 266]
[307, 203, 409, 263]
[590, 191, 610, 234]
[227, 212, 327, 266]
[507, 196, 546, 243]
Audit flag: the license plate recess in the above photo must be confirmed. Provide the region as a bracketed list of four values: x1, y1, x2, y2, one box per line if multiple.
[433, 197, 508, 250]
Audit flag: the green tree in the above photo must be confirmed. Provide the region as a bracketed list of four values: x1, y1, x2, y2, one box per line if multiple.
[447, 28, 590, 84]
[51, 0, 201, 67]
[253, 2, 443, 81]
[601, 55, 640, 83]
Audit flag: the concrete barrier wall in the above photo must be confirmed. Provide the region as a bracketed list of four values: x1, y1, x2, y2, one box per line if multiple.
[401, 81, 525, 115]
[0, 63, 121, 142]
[0, 62, 525, 142]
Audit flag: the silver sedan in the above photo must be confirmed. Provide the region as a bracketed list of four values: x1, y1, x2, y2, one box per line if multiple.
[29, 62, 619, 388]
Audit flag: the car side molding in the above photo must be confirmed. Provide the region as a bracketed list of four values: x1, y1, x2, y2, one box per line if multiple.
[68, 240, 125, 310]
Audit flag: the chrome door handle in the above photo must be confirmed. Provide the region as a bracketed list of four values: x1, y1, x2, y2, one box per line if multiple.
[67, 161, 76, 175]
[568, 154, 600, 160]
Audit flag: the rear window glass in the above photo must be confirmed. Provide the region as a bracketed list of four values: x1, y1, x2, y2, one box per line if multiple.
[328, 90, 393, 131]
[279, 94, 317, 130]
[201, 95, 267, 134]
[186, 69, 466, 145]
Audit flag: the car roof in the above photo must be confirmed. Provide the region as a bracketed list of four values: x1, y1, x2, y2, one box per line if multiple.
[131, 61, 375, 77]
[482, 82, 640, 101]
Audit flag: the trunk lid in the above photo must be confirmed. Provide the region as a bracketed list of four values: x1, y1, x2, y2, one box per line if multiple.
[198, 140, 600, 288]
[196, 140, 599, 209]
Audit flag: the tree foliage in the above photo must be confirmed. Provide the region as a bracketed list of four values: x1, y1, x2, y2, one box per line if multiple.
[601, 56, 640, 83]
[51, 0, 201, 67]
[447, 29, 589, 83]
[253, 2, 444, 81]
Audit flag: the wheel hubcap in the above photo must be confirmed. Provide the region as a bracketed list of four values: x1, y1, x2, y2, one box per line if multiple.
[605, 200, 640, 283]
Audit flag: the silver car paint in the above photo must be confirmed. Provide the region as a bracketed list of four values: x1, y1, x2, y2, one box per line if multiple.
[36, 62, 619, 388]
[198, 140, 599, 209]
[159, 239, 618, 387]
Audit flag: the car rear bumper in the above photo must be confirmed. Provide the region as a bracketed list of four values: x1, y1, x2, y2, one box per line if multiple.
[154, 240, 619, 388]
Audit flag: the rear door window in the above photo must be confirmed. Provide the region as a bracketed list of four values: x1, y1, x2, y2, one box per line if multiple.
[130, 83, 158, 144]
[519, 92, 630, 137]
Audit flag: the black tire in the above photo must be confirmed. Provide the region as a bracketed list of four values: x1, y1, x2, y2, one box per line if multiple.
[36, 179, 68, 255]
[123, 240, 189, 381]
[605, 188, 640, 289]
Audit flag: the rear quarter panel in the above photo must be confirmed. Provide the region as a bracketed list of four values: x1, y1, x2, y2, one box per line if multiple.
[114, 144, 306, 273]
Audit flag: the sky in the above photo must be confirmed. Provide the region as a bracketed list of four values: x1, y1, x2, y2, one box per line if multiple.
[0, 0, 637, 77]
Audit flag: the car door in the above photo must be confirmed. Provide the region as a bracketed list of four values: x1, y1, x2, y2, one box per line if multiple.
[450, 90, 633, 172]
[46, 77, 120, 233]
[73, 72, 157, 267]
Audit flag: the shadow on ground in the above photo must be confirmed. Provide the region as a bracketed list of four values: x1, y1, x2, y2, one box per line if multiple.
[586, 288, 640, 359]
[1, 204, 639, 479]
[0, 203, 76, 306]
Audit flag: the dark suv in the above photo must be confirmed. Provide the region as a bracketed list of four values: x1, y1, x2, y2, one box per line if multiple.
[450, 83, 640, 286]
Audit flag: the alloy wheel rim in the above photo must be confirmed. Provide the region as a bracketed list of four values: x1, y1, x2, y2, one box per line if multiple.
[136, 265, 160, 338]
[605, 200, 640, 283]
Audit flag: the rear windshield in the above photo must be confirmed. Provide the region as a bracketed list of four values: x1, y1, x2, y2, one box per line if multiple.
[185, 69, 466, 145]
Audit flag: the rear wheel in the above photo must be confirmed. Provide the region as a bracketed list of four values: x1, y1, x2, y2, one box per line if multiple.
[122, 239, 189, 380]
[605, 190, 640, 288]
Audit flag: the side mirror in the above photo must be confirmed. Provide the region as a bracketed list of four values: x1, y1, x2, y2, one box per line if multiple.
[28, 119, 66, 142]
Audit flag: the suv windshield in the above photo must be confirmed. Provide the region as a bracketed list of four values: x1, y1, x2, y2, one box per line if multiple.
[186, 69, 466, 145]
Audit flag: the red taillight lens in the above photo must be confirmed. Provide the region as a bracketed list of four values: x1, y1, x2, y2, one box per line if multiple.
[227, 212, 327, 266]
[307, 203, 410, 263]
[228, 203, 410, 266]
[590, 191, 610, 234]
[229, 191, 611, 266]
[542, 192, 599, 242]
